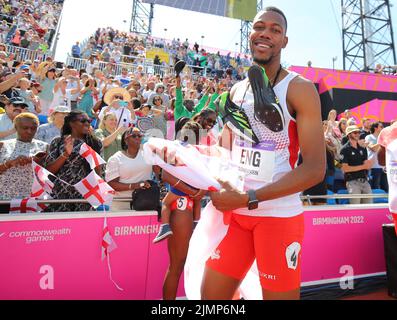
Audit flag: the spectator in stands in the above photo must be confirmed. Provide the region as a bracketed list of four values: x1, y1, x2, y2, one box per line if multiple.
[365, 122, 388, 192]
[85, 56, 98, 76]
[148, 82, 170, 108]
[14, 77, 41, 114]
[151, 95, 167, 138]
[44, 110, 102, 212]
[142, 80, 155, 102]
[101, 47, 111, 63]
[49, 76, 81, 113]
[360, 118, 372, 140]
[106, 127, 154, 211]
[0, 96, 29, 141]
[374, 64, 384, 74]
[36, 106, 69, 144]
[115, 68, 131, 87]
[343, 109, 355, 123]
[0, 112, 47, 213]
[37, 65, 57, 116]
[340, 125, 374, 204]
[71, 41, 81, 58]
[94, 113, 126, 161]
[339, 118, 349, 146]
[77, 77, 97, 120]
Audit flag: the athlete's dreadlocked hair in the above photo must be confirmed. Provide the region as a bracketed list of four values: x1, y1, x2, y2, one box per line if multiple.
[179, 121, 203, 145]
[61, 110, 102, 153]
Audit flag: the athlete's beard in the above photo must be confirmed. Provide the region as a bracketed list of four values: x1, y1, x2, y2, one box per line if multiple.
[253, 56, 272, 66]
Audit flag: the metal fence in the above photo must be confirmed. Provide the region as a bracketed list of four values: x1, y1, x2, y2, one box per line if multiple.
[0, 193, 389, 207]
[65, 55, 220, 78]
[4, 44, 53, 62]
[65, 55, 173, 77]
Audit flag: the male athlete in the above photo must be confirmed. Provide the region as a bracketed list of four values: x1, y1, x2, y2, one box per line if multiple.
[202, 7, 326, 300]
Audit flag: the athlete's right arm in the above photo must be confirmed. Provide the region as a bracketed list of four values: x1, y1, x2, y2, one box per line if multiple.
[254, 78, 326, 203]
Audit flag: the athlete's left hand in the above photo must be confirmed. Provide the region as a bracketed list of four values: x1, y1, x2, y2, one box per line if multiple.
[210, 180, 249, 212]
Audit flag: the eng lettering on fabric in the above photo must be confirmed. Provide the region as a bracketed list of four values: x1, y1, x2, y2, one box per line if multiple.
[232, 139, 276, 183]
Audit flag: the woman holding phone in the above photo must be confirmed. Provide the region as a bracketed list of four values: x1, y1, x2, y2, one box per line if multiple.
[98, 87, 133, 129]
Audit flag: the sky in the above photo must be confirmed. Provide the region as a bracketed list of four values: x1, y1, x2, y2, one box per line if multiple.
[55, 0, 397, 70]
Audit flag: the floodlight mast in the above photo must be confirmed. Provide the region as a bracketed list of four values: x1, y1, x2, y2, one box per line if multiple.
[342, 0, 396, 72]
[240, 0, 264, 54]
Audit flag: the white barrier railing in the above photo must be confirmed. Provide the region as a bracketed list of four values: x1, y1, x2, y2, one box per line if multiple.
[4, 44, 53, 62]
[65, 55, 173, 77]
[0, 193, 388, 206]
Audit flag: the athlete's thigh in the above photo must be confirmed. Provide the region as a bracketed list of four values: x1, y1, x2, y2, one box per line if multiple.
[168, 208, 193, 261]
[253, 215, 305, 293]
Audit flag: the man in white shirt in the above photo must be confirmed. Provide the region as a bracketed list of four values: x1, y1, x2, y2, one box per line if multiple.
[365, 122, 388, 191]
[115, 68, 131, 88]
[0, 97, 29, 141]
[142, 81, 155, 102]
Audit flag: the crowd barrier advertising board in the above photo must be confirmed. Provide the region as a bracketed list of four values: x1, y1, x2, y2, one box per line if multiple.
[0, 206, 392, 299]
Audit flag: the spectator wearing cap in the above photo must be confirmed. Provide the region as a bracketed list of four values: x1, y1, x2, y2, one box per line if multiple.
[0, 96, 29, 141]
[98, 87, 133, 129]
[148, 82, 170, 108]
[36, 106, 69, 144]
[0, 113, 48, 213]
[365, 122, 388, 192]
[339, 125, 374, 204]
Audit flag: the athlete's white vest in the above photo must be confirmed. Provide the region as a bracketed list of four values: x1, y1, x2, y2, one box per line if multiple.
[231, 71, 303, 218]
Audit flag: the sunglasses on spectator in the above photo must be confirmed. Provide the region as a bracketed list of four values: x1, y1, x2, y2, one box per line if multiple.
[13, 105, 28, 109]
[130, 134, 143, 138]
[75, 118, 90, 124]
[113, 95, 123, 100]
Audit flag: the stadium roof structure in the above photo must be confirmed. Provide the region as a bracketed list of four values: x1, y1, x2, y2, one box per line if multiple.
[141, 0, 257, 21]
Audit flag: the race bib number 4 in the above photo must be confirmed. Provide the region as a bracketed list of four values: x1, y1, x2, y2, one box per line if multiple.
[232, 139, 276, 182]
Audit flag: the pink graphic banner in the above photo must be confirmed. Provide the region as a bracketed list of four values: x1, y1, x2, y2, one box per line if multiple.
[340, 99, 397, 125]
[289, 66, 397, 95]
[301, 207, 391, 284]
[0, 207, 392, 299]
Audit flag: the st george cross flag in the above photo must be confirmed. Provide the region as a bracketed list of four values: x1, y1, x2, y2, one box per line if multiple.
[73, 171, 114, 208]
[9, 198, 38, 214]
[32, 161, 55, 194]
[30, 178, 52, 211]
[79, 143, 106, 170]
[101, 218, 118, 261]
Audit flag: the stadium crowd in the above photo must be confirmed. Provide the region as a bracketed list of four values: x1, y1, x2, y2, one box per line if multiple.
[70, 27, 249, 81]
[0, 0, 64, 53]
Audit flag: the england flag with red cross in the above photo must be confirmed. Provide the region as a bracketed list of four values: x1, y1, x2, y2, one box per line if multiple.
[9, 198, 38, 214]
[101, 218, 118, 261]
[73, 171, 115, 208]
[32, 161, 55, 195]
[79, 143, 106, 170]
